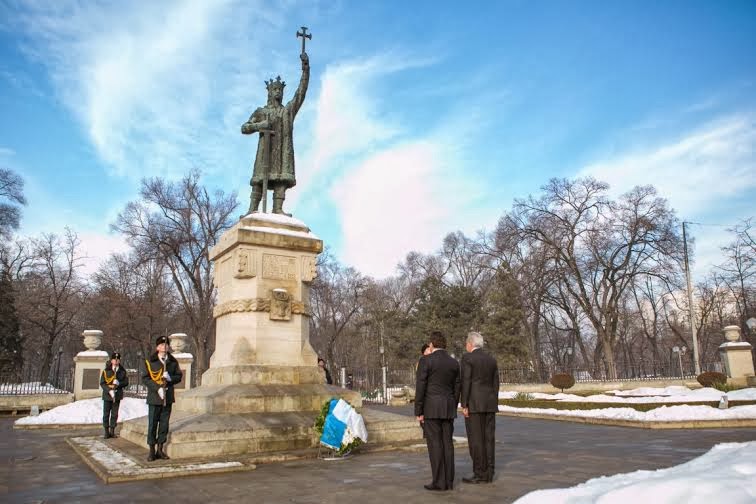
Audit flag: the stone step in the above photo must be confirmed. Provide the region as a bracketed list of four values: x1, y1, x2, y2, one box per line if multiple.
[174, 383, 362, 414]
[119, 407, 426, 460]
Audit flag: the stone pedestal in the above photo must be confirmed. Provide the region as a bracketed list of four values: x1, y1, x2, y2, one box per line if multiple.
[172, 353, 194, 393]
[73, 330, 108, 401]
[719, 325, 755, 387]
[169, 333, 193, 392]
[120, 215, 422, 460]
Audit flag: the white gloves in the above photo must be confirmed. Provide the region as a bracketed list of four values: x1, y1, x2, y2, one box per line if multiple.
[163, 371, 171, 382]
[113, 379, 119, 386]
[109, 390, 115, 399]
[158, 387, 165, 400]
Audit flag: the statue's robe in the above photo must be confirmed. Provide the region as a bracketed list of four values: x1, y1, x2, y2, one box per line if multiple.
[245, 65, 309, 189]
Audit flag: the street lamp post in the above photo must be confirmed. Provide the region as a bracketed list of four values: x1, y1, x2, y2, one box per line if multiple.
[379, 320, 387, 403]
[682, 222, 701, 375]
[672, 346, 687, 379]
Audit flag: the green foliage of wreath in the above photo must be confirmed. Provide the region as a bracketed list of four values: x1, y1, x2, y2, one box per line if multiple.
[313, 397, 364, 456]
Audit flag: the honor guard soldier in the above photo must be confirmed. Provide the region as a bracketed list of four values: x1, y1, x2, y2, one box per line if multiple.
[100, 351, 128, 439]
[142, 335, 183, 461]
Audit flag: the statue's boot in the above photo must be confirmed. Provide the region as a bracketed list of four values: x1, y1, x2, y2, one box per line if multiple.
[247, 186, 262, 214]
[272, 196, 291, 217]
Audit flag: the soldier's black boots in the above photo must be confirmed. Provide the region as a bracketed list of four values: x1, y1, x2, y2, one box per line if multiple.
[109, 427, 117, 438]
[103, 428, 112, 439]
[156, 443, 170, 460]
[147, 444, 157, 462]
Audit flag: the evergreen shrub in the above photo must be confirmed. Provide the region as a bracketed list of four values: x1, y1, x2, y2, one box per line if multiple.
[550, 373, 575, 392]
[696, 371, 727, 388]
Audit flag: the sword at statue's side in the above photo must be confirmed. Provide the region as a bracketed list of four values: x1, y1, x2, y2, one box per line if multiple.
[259, 129, 275, 213]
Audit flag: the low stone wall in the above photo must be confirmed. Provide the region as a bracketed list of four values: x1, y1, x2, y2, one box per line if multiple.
[0, 393, 74, 414]
[497, 409, 756, 429]
[499, 379, 702, 394]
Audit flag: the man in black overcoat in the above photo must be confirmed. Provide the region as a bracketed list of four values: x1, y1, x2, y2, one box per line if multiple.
[100, 351, 128, 439]
[415, 331, 460, 491]
[142, 335, 183, 461]
[460, 331, 500, 483]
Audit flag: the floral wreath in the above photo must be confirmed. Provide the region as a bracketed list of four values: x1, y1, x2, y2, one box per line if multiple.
[313, 397, 363, 456]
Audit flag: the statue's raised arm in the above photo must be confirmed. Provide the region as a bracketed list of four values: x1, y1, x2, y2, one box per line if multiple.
[286, 52, 309, 118]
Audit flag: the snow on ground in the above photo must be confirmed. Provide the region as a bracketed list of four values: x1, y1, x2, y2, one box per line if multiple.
[514, 441, 756, 504]
[498, 404, 756, 421]
[499, 386, 756, 403]
[14, 398, 147, 425]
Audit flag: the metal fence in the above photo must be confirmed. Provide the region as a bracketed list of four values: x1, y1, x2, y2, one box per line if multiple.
[340, 367, 416, 405]
[336, 358, 729, 404]
[123, 369, 148, 398]
[0, 369, 74, 395]
[499, 360, 724, 384]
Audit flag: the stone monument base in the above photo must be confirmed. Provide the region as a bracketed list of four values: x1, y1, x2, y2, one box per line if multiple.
[120, 404, 425, 460]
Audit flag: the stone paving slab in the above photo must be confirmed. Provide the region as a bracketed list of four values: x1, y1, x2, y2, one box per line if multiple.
[67, 436, 257, 483]
[3, 405, 756, 503]
[66, 427, 465, 483]
[497, 409, 756, 428]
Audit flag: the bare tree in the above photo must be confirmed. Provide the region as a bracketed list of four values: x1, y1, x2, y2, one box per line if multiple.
[718, 219, 755, 342]
[112, 171, 238, 379]
[90, 253, 180, 367]
[309, 251, 368, 370]
[507, 178, 683, 379]
[14, 229, 87, 380]
[0, 168, 26, 239]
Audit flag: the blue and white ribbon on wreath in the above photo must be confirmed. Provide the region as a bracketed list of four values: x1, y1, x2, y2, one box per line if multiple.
[319, 398, 368, 450]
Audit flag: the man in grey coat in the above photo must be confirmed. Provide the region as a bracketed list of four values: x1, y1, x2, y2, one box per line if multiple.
[460, 331, 500, 483]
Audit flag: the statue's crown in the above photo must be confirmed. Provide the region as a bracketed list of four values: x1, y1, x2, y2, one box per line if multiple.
[265, 76, 286, 92]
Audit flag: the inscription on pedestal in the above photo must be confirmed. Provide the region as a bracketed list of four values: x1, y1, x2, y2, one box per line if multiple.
[82, 369, 101, 390]
[215, 256, 233, 289]
[262, 254, 297, 280]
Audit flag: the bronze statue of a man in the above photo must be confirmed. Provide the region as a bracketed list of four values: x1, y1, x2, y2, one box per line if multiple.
[242, 51, 310, 216]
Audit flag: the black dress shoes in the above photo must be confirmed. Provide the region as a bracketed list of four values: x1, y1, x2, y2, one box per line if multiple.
[424, 484, 443, 491]
[462, 476, 486, 484]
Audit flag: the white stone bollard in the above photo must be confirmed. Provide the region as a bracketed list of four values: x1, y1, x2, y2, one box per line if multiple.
[74, 330, 108, 401]
[718, 325, 755, 387]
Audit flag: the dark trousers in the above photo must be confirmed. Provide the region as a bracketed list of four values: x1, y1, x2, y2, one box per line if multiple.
[103, 400, 120, 429]
[147, 404, 172, 445]
[465, 412, 496, 480]
[424, 418, 455, 490]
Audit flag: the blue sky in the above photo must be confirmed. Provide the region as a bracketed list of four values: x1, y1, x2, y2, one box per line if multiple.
[0, 0, 754, 279]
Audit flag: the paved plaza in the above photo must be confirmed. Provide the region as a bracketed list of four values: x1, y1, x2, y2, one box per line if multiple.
[2, 405, 755, 503]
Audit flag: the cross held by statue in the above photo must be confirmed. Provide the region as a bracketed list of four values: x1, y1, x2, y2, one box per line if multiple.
[297, 26, 312, 54]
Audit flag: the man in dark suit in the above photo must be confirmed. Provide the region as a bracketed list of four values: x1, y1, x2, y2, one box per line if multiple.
[415, 331, 460, 491]
[460, 331, 500, 484]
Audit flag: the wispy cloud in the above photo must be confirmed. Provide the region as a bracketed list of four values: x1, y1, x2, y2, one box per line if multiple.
[580, 113, 756, 279]
[8, 0, 294, 181]
[77, 231, 131, 277]
[298, 50, 499, 277]
[580, 114, 756, 217]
